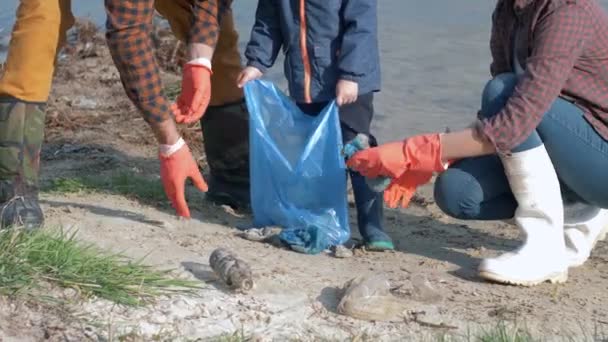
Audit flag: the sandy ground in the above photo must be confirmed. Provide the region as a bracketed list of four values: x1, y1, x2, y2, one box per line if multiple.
[1, 17, 608, 342]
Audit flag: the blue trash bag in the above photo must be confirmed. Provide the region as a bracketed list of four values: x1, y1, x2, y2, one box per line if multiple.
[243, 80, 350, 254]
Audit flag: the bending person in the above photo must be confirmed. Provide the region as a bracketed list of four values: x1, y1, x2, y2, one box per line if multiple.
[105, 0, 251, 217]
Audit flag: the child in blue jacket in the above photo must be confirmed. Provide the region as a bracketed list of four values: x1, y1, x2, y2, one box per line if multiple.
[237, 0, 393, 251]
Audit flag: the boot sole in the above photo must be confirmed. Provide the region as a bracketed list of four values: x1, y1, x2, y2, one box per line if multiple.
[478, 270, 568, 287]
[365, 242, 395, 252]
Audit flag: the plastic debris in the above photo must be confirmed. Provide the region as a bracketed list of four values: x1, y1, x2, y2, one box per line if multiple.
[337, 274, 406, 322]
[332, 245, 354, 259]
[209, 248, 254, 292]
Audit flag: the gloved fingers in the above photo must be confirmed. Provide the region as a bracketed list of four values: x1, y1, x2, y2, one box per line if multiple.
[399, 188, 415, 208]
[387, 192, 399, 209]
[173, 181, 191, 218]
[383, 189, 393, 208]
[384, 184, 399, 208]
[346, 150, 371, 170]
[162, 181, 177, 209]
[171, 102, 188, 123]
[189, 167, 209, 192]
[391, 190, 403, 208]
[174, 95, 191, 123]
[184, 90, 209, 124]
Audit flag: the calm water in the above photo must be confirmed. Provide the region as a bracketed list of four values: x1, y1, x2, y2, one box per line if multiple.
[1, 1, 607, 141]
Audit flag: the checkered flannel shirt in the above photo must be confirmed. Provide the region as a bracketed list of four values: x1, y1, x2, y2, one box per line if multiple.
[105, 0, 231, 123]
[479, 0, 608, 152]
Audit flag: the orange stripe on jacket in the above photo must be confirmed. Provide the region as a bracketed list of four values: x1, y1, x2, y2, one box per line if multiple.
[298, 0, 312, 103]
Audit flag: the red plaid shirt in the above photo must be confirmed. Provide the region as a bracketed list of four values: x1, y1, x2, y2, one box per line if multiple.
[105, 0, 231, 123]
[479, 0, 608, 152]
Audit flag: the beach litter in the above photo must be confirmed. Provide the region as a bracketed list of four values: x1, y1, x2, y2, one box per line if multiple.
[337, 274, 406, 322]
[332, 245, 354, 259]
[209, 248, 254, 292]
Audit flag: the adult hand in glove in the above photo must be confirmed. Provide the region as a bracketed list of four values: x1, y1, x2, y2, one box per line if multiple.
[172, 59, 212, 124]
[159, 139, 208, 218]
[347, 133, 446, 178]
[347, 133, 449, 208]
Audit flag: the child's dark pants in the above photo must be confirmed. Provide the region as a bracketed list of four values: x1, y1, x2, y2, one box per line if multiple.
[297, 93, 394, 249]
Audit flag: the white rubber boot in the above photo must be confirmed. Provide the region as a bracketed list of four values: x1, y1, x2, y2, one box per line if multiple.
[564, 208, 608, 268]
[478, 145, 568, 286]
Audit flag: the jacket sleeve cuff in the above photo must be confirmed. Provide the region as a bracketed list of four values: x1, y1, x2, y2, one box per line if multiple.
[247, 60, 269, 74]
[338, 73, 363, 83]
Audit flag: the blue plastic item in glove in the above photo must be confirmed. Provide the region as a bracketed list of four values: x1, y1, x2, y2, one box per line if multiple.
[343, 134, 392, 192]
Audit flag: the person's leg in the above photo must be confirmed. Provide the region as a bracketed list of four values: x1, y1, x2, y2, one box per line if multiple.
[200, 4, 250, 209]
[436, 73, 608, 277]
[435, 73, 566, 285]
[535, 100, 608, 267]
[339, 93, 394, 250]
[465, 73, 566, 286]
[0, 0, 73, 230]
[434, 73, 520, 221]
[296, 96, 394, 250]
[537, 102, 608, 207]
[434, 155, 516, 221]
[0, 0, 74, 102]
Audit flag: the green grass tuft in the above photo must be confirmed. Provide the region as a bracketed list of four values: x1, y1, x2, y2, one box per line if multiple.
[0, 228, 200, 306]
[476, 322, 535, 342]
[212, 329, 249, 342]
[44, 171, 167, 204]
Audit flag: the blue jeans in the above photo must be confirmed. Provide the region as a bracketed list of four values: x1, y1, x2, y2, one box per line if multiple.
[434, 73, 608, 220]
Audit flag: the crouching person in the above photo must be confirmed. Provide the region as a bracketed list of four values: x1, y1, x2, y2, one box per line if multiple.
[347, 0, 608, 286]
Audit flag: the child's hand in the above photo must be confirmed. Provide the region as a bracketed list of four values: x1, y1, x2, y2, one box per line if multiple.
[237, 66, 263, 88]
[336, 79, 358, 106]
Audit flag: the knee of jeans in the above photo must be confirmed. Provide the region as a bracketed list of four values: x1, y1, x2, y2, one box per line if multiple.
[480, 73, 518, 119]
[434, 169, 484, 220]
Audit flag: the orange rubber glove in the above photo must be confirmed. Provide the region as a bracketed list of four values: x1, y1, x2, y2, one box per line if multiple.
[383, 158, 457, 208]
[159, 141, 208, 218]
[347, 133, 448, 209]
[383, 170, 434, 208]
[346, 133, 445, 178]
[172, 63, 212, 124]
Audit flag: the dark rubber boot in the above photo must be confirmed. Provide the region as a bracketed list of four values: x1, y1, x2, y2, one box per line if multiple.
[201, 100, 250, 210]
[350, 171, 394, 251]
[0, 99, 45, 230]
